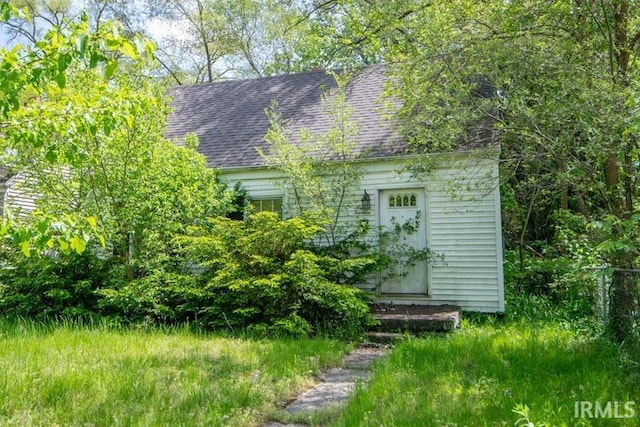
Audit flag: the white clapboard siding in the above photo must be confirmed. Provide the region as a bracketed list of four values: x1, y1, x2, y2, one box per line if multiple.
[221, 153, 504, 312]
[426, 158, 504, 312]
[0, 173, 38, 217]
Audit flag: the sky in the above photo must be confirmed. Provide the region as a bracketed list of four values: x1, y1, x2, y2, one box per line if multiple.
[0, 2, 183, 50]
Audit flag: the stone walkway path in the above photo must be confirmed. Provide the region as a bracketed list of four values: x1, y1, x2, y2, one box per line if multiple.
[264, 345, 389, 426]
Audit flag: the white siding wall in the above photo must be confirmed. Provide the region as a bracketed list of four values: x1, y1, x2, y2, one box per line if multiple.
[1, 173, 38, 217]
[0, 182, 5, 217]
[426, 160, 504, 312]
[222, 154, 505, 312]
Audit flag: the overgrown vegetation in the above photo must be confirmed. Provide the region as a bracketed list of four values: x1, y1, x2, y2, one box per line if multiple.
[0, 1, 639, 425]
[262, 72, 364, 246]
[0, 5, 383, 340]
[0, 319, 349, 427]
[336, 319, 640, 426]
[0, 212, 381, 339]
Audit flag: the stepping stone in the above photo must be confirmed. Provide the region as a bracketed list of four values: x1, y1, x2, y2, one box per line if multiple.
[285, 381, 357, 413]
[320, 368, 369, 382]
[263, 423, 307, 427]
[343, 347, 389, 369]
[284, 346, 388, 415]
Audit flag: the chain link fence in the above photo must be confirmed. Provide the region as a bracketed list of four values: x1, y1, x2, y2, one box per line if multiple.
[590, 268, 640, 342]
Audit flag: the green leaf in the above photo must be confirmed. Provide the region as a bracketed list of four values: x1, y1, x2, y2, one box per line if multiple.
[45, 146, 58, 163]
[0, 2, 11, 22]
[20, 241, 31, 257]
[57, 53, 71, 74]
[103, 119, 113, 136]
[55, 72, 66, 89]
[70, 235, 87, 254]
[76, 34, 88, 57]
[120, 40, 137, 59]
[104, 60, 118, 79]
[89, 51, 101, 68]
[58, 238, 71, 255]
[87, 216, 97, 230]
[144, 40, 155, 60]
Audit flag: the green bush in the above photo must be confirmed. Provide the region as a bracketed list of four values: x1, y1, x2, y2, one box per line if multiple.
[504, 212, 601, 323]
[0, 247, 107, 320]
[0, 211, 378, 338]
[176, 212, 376, 338]
[96, 270, 206, 325]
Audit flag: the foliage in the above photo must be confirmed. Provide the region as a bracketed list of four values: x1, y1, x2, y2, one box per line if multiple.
[590, 214, 640, 267]
[336, 322, 640, 426]
[144, 0, 323, 82]
[0, 319, 349, 426]
[1, 211, 104, 258]
[0, 6, 232, 270]
[262, 71, 437, 295]
[0, 4, 159, 254]
[0, 5, 244, 334]
[381, 0, 640, 216]
[262, 71, 363, 247]
[96, 270, 206, 326]
[175, 212, 376, 339]
[320, 1, 640, 340]
[0, 246, 108, 320]
[503, 210, 602, 323]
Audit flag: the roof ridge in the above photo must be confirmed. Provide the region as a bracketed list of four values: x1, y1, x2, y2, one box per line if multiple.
[173, 63, 387, 91]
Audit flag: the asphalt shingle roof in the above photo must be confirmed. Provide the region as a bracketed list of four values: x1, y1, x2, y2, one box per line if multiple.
[165, 65, 405, 169]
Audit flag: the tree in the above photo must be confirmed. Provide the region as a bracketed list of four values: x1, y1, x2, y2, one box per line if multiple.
[147, 0, 320, 82]
[261, 72, 363, 246]
[0, 3, 158, 253]
[1, 0, 78, 45]
[0, 3, 230, 265]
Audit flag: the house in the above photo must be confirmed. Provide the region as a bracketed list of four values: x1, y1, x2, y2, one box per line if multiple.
[166, 65, 505, 313]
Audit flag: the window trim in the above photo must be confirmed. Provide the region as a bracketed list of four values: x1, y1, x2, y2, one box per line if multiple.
[248, 196, 284, 218]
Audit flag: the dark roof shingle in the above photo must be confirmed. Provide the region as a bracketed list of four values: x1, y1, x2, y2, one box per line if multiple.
[165, 65, 404, 169]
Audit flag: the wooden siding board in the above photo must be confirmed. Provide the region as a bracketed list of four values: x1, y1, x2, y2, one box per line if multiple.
[0, 183, 6, 216]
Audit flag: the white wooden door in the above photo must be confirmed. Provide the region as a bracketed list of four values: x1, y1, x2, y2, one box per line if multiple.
[379, 189, 428, 294]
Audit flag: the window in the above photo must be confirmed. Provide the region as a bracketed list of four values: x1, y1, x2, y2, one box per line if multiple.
[388, 192, 417, 208]
[249, 197, 283, 217]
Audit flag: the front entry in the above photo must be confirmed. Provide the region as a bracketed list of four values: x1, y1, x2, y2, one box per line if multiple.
[379, 189, 428, 294]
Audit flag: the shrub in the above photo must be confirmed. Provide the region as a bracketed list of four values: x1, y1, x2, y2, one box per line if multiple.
[175, 212, 376, 338]
[504, 211, 601, 323]
[96, 270, 206, 325]
[0, 247, 107, 320]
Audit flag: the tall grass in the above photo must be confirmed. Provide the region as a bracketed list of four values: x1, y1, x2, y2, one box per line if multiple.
[0, 319, 349, 426]
[336, 320, 640, 426]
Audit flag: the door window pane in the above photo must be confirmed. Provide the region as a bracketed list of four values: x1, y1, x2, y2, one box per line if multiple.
[388, 192, 419, 208]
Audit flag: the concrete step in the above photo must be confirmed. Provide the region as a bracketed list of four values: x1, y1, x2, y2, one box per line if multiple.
[366, 332, 413, 344]
[371, 304, 460, 332]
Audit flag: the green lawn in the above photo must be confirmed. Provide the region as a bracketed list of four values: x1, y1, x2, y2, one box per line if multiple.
[336, 321, 640, 426]
[1, 320, 638, 426]
[0, 320, 349, 426]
